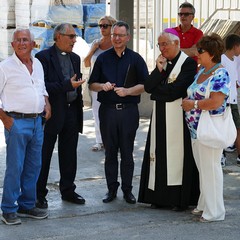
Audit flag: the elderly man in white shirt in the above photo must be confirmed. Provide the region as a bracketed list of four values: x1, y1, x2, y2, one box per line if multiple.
[0, 28, 51, 225]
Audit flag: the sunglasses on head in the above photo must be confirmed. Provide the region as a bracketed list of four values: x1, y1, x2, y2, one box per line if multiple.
[98, 24, 112, 29]
[197, 48, 206, 54]
[178, 12, 193, 17]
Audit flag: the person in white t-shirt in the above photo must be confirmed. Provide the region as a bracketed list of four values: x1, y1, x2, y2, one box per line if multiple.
[221, 33, 240, 167]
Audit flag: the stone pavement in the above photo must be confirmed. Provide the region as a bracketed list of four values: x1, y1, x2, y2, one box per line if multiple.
[0, 106, 240, 240]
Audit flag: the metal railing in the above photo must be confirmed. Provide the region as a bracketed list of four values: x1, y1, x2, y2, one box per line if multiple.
[134, 0, 240, 71]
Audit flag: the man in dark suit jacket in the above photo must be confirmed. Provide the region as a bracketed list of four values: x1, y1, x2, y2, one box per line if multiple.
[35, 23, 85, 208]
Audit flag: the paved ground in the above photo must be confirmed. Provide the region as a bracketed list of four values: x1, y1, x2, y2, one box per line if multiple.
[0, 106, 239, 240]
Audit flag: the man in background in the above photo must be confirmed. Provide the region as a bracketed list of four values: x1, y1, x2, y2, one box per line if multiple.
[174, 2, 203, 61]
[221, 34, 240, 167]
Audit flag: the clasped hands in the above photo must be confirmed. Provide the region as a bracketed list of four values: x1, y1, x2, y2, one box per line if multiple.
[102, 82, 129, 97]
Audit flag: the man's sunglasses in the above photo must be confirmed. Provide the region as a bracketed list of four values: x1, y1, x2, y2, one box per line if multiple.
[197, 48, 206, 54]
[98, 24, 112, 29]
[60, 33, 78, 39]
[178, 12, 193, 17]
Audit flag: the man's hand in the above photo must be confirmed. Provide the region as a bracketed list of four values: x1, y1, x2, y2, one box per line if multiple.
[114, 87, 129, 97]
[156, 54, 167, 72]
[71, 74, 86, 88]
[0, 109, 13, 131]
[44, 97, 51, 121]
[102, 82, 115, 92]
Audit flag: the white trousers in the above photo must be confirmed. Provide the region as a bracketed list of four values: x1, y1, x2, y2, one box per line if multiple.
[91, 91, 102, 144]
[191, 139, 225, 221]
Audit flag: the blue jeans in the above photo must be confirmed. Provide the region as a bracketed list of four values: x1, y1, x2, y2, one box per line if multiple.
[1, 117, 43, 213]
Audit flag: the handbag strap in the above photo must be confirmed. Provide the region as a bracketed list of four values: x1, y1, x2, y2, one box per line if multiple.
[204, 67, 229, 99]
[204, 77, 212, 99]
[204, 68, 230, 115]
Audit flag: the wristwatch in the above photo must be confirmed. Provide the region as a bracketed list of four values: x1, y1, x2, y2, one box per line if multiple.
[194, 100, 198, 109]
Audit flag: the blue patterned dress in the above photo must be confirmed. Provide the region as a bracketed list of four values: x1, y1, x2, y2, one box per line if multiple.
[185, 67, 230, 139]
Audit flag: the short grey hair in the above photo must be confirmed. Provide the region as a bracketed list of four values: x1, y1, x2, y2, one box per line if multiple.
[158, 32, 180, 48]
[179, 2, 195, 15]
[12, 28, 35, 42]
[112, 21, 130, 35]
[53, 23, 75, 41]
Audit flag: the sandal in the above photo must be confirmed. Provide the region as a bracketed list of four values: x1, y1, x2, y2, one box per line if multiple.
[199, 217, 211, 223]
[191, 208, 203, 216]
[91, 143, 104, 152]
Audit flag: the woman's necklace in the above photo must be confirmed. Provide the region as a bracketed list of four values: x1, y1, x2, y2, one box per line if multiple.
[202, 63, 221, 75]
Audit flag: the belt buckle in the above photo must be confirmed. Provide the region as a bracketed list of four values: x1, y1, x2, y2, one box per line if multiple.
[116, 103, 123, 110]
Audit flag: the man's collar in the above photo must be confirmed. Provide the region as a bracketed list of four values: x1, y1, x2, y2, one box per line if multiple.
[177, 24, 194, 33]
[55, 45, 69, 56]
[12, 52, 33, 65]
[113, 47, 127, 58]
[167, 51, 181, 65]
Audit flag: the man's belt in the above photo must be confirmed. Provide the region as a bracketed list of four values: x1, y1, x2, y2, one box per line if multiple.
[102, 103, 136, 110]
[6, 111, 43, 119]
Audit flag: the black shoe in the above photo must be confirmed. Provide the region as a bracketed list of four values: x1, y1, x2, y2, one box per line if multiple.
[150, 204, 163, 209]
[102, 191, 117, 203]
[1, 213, 21, 225]
[123, 192, 136, 204]
[172, 206, 187, 212]
[61, 192, 85, 205]
[17, 207, 48, 219]
[36, 198, 48, 209]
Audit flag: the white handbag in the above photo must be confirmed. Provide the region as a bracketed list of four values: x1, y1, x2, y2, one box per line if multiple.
[197, 79, 237, 149]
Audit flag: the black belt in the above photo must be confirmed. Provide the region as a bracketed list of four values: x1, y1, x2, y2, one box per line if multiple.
[6, 111, 43, 119]
[103, 103, 136, 110]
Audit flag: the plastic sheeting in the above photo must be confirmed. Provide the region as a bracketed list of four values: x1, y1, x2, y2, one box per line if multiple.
[31, 0, 84, 26]
[83, 3, 106, 26]
[30, 20, 83, 56]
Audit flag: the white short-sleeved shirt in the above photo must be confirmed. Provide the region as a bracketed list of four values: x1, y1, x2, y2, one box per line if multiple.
[221, 54, 238, 104]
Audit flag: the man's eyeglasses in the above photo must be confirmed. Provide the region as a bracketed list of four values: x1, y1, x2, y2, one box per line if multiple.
[60, 33, 78, 39]
[197, 48, 206, 54]
[13, 38, 30, 43]
[111, 33, 128, 38]
[156, 41, 173, 48]
[98, 24, 112, 29]
[178, 12, 194, 17]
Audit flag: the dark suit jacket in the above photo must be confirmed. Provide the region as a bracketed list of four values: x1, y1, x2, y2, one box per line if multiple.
[35, 45, 83, 135]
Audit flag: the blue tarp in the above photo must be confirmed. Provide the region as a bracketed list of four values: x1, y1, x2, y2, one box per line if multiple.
[31, 2, 84, 26]
[83, 27, 100, 43]
[83, 4, 106, 43]
[30, 21, 83, 55]
[83, 4, 106, 26]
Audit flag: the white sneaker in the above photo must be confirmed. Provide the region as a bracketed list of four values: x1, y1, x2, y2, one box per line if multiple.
[221, 154, 226, 167]
[224, 145, 236, 153]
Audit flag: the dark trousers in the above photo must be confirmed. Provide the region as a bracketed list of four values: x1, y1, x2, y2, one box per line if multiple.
[99, 104, 139, 193]
[37, 104, 79, 200]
